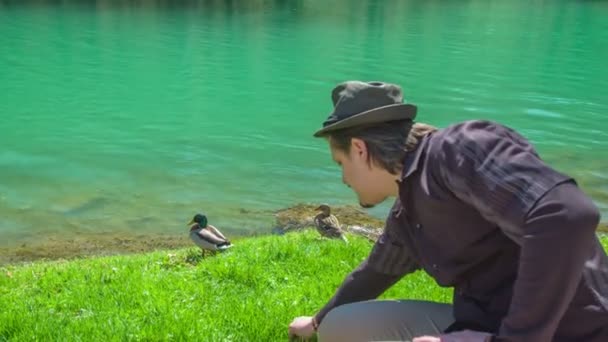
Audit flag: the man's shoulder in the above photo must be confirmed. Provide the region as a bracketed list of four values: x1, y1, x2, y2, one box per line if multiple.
[435, 119, 519, 137]
[430, 119, 528, 151]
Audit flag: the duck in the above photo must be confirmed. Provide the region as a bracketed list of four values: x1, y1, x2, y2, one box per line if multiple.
[188, 213, 232, 257]
[314, 204, 348, 243]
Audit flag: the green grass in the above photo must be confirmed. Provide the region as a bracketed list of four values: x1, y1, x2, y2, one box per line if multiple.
[1, 232, 606, 341]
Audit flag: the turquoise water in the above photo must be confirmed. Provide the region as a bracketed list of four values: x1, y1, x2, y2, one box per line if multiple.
[1, 0, 607, 250]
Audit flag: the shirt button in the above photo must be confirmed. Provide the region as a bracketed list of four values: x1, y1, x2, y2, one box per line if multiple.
[432, 264, 438, 270]
[415, 223, 422, 230]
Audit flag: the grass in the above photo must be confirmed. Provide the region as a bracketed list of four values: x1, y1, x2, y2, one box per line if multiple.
[1, 231, 607, 341]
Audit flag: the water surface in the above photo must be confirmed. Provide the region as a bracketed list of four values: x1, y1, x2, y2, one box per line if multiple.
[1, 0, 607, 261]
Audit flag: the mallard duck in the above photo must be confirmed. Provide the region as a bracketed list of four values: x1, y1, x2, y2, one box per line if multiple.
[314, 204, 348, 243]
[188, 213, 232, 257]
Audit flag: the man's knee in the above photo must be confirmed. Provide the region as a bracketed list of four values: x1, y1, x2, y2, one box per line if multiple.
[317, 303, 361, 341]
[318, 306, 344, 341]
[317, 301, 392, 341]
[317, 300, 453, 342]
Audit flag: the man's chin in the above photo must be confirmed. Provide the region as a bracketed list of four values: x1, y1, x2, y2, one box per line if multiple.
[359, 202, 376, 209]
[359, 195, 389, 209]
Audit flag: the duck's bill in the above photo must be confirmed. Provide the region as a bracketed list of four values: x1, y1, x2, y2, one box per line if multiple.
[187, 219, 195, 226]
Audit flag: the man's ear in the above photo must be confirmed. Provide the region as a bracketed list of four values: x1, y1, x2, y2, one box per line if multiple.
[350, 138, 368, 161]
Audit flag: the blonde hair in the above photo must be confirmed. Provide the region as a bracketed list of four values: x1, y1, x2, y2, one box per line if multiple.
[405, 123, 438, 152]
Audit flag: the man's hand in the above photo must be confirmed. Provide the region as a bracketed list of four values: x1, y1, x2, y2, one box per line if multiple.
[414, 330, 493, 342]
[288, 316, 316, 340]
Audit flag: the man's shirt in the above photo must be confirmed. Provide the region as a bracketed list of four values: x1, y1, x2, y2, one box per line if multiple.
[316, 120, 607, 341]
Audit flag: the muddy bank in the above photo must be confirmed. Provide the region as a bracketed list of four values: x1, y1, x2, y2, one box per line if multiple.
[1, 202, 605, 265]
[0, 232, 193, 265]
[0, 203, 384, 265]
[273, 203, 384, 241]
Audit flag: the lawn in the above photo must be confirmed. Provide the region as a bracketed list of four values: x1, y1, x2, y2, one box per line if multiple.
[1, 231, 606, 341]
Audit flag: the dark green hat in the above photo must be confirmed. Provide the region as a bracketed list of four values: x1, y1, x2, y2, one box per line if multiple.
[313, 81, 417, 137]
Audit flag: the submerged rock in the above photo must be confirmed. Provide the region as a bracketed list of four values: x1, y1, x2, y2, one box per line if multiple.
[63, 197, 110, 217]
[272, 203, 384, 241]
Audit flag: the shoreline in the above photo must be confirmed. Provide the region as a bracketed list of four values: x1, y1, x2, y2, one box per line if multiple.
[0, 229, 264, 266]
[1, 222, 606, 266]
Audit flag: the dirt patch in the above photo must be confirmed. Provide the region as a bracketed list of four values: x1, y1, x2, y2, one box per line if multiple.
[0, 233, 193, 265]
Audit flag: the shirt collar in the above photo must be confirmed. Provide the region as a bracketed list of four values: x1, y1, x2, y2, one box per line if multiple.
[399, 133, 432, 182]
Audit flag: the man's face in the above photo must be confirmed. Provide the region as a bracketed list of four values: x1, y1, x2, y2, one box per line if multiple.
[329, 137, 389, 208]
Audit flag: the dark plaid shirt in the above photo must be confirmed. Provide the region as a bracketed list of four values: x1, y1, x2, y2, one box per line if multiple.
[315, 120, 608, 341]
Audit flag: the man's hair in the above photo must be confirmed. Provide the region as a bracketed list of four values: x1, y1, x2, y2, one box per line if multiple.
[327, 121, 438, 174]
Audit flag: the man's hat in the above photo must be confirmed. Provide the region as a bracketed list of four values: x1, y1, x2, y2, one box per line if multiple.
[313, 81, 417, 137]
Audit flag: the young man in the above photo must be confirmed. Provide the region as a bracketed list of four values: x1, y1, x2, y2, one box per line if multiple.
[288, 81, 608, 341]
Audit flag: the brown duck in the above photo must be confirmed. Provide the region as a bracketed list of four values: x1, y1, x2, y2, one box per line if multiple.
[314, 204, 348, 243]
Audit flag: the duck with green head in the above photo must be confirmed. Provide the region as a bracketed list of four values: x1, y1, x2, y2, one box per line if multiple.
[188, 213, 232, 257]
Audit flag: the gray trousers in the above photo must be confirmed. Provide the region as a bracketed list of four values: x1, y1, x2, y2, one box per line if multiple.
[318, 300, 454, 342]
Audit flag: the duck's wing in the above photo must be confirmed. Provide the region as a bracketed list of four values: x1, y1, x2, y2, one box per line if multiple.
[190, 233, 218, 250]
[318, 215, 344, 238]
[198, 229, 227, 244]
[208, 224, 228, 241]
[327, 214, 341, 229]
[190, 229, 225, 250]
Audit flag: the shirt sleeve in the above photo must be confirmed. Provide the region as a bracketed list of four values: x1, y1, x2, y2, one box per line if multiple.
[315, 199, 420, 324]
[433, 121, 600, 341]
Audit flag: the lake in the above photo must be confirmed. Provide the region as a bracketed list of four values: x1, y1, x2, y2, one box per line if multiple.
[1, 0, 607, 261]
